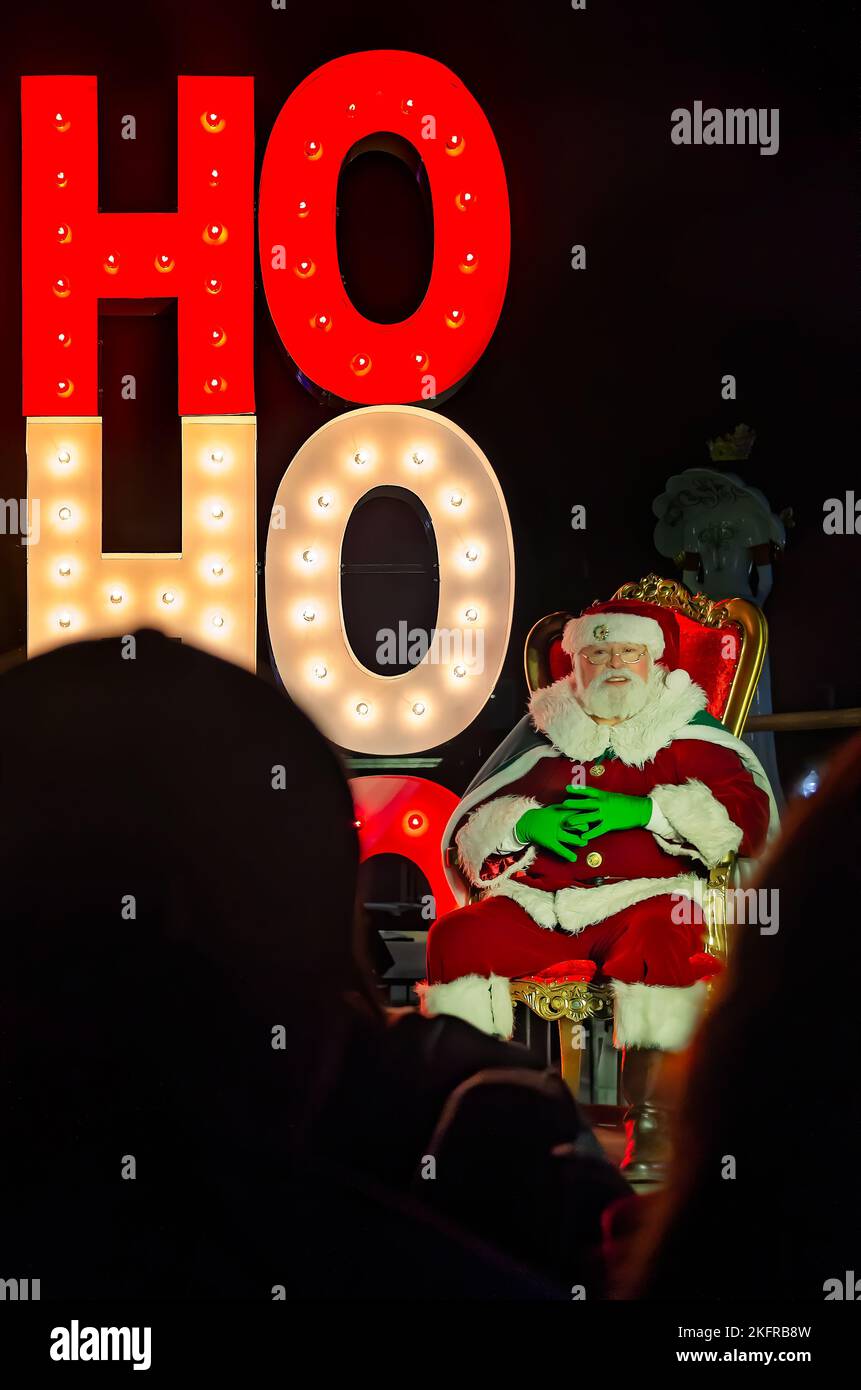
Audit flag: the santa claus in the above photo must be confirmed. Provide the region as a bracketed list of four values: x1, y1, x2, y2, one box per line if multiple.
[418, 598, 778, 1180]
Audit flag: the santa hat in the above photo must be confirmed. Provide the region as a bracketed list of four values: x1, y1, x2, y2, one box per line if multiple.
[562, 599, 690, 690]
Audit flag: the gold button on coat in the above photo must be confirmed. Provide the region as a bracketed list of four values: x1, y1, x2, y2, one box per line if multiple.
[590, 764, 605, 777]
[586, 851, 603, 868]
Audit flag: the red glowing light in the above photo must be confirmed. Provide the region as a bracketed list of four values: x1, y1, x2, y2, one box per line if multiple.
[22, 75, 255, 416]
[259, 49, 509, 405]
[23, 59, 510, 416]
[349, 776, 459, 916]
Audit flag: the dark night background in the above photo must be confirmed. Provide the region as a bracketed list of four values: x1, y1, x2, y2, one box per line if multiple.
[0, 0, 857, 810]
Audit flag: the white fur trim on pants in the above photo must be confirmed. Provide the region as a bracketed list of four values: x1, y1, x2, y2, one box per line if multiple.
[611, 979, 707, 1051]
[416, 973, 514, 1038]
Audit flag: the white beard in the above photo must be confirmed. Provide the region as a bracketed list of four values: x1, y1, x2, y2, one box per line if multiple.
[575, 662, 665, 720]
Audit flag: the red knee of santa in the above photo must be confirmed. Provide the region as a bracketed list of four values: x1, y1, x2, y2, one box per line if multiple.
[418, 896, 569, 1038]
[418, 892, 719, 1049]
[600, 894, 719, 1051]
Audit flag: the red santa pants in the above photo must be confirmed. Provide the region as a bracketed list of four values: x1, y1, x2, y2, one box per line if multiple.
[427, 891, 716, 988]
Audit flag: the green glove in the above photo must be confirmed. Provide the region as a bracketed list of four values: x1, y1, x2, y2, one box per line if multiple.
[514, 805, 581, 863]
[559, 784, 652, 844]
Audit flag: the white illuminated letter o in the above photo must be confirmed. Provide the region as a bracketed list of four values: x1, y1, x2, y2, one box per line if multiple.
[266, 406, 514, 754]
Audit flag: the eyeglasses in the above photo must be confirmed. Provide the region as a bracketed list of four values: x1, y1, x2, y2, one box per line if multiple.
[582, 645, 647, 667]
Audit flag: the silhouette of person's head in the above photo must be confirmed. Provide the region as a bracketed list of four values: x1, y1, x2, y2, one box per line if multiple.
[0, 631, 374, 1290]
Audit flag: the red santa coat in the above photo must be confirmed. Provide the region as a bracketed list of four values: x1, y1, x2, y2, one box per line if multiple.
[449, 669, 774, 934]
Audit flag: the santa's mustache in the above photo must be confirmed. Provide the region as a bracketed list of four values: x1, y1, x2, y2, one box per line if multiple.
[575, 660, 666, 714]
[591, 667, 644, 689]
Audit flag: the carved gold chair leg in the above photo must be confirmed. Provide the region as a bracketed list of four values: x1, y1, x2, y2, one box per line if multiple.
[510, 980, 613, 1101]
[557, 1017, 584, 1097]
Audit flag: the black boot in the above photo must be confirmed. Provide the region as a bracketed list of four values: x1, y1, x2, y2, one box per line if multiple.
[619, 1046, 672, 1186]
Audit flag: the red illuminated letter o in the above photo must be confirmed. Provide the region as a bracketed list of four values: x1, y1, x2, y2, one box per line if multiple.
[259, 50, 510, 404]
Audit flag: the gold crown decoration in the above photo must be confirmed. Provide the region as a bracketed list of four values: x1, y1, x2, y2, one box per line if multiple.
[707, 423, 756, 462]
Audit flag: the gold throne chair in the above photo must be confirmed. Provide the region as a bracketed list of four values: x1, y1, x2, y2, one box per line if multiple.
[508, 573, 767, 1096]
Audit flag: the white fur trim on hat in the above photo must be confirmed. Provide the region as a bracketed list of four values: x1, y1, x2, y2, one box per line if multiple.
[563, 612, 665, 660]
[611, 980, 707, 1050]
[664, 668, 690, 692]
[416, 974, 514, 1038]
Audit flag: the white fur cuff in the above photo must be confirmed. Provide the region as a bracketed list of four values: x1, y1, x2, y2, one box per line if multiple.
[611, 980, 707, 1050]
[563, 612, 665, 659]
[650, 779, 743, 867]
[455, 794, 539, 887]
[416, 974, 514, 1038]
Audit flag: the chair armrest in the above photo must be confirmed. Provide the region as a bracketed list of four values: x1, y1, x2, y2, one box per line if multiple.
[703, 853, 737, 963]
